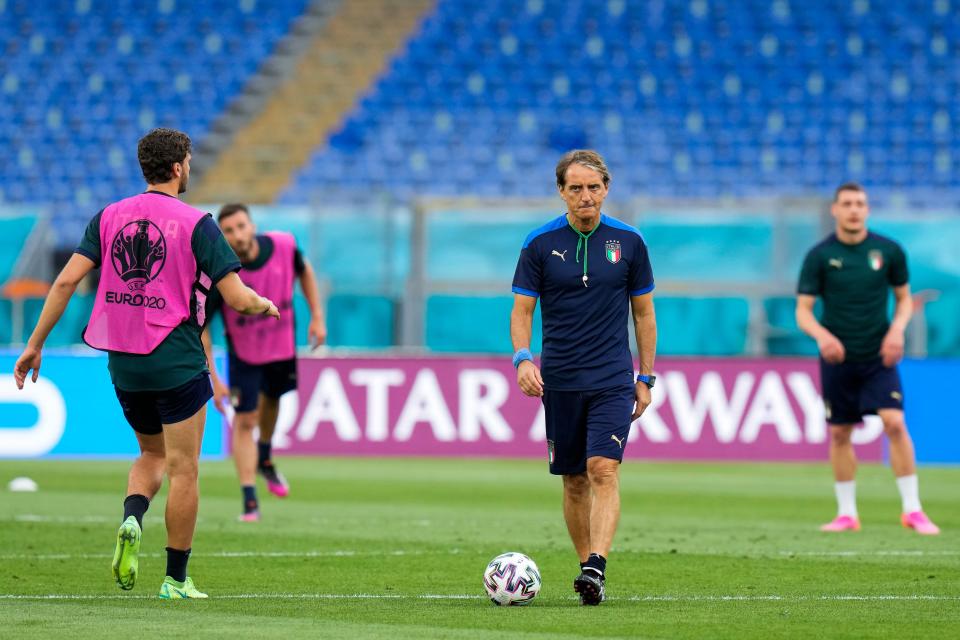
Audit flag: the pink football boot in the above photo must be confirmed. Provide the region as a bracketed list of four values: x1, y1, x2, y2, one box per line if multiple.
[820, 515, 861, 532]
[901, 511, 940, 535]
[258, 461, 290, 498]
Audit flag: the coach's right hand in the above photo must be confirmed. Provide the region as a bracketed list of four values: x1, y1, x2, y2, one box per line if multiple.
[517, 360, 544, 397]
[817, 333, 846, 364]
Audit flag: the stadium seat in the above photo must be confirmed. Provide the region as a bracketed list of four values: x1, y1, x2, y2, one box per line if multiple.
[278, 0, 960, 207]
[0, 0, 311, 244]
[326, 294, 396, 349]
[655, 297, 749, 356]
[426, 295, 542, 354]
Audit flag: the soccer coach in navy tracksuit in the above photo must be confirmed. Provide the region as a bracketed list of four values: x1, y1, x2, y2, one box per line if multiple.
[510, 149, 657, 606]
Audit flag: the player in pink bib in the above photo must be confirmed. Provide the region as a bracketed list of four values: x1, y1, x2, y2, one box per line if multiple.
[13, 129, 281, 599]
[202, 203, 326, 521]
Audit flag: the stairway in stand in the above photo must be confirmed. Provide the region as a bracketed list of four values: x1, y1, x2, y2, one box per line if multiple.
[189, 0, 434, 205]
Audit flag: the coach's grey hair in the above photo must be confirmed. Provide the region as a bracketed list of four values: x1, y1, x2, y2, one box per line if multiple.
[555, 149, 612, 188]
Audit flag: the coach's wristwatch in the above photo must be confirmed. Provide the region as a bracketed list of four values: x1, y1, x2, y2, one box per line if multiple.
[636, 374, 656, 389]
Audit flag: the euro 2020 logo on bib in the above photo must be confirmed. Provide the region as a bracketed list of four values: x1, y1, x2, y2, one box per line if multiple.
[111, 220, 167, 291]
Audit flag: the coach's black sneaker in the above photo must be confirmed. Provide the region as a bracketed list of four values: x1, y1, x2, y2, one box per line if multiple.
[258, 460, 290, 498]
[574, 569, 605, 605]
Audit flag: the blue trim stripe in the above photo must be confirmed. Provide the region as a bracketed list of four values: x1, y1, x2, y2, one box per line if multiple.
[512, 286, 539, 298]
[601, 214, 646, 243]
[630, 283, 655, 296]
[522, 214, 567, 249]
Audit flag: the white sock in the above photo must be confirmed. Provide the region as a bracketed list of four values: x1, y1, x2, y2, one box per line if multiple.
[896, 474, 922, 513]
[835, 481, 858, 518]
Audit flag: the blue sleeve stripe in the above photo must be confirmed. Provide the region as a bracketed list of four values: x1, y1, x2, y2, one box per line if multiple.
[512, 286, 539, 298]
[601, 214, 646, 243]
[630, 283, 655, 296]
[522, 214, 568, 249]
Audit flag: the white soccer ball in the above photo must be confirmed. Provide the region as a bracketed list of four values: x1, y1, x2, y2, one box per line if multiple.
[483, 552, 542, 606]
[8, 477, 38, 492]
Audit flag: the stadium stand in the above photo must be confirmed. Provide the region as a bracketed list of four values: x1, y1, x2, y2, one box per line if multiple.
[283, 0, 960, 208]
[191, 0, 432, 204]
[0, 0, 311, 242]
[1, 0, 958, 356]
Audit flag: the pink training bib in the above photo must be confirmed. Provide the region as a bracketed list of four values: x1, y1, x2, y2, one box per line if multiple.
[84, 192, 208, 355]
[222, 231, 297, 364]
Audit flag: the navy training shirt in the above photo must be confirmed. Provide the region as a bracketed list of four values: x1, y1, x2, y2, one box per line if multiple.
[512, 213, 655, 390]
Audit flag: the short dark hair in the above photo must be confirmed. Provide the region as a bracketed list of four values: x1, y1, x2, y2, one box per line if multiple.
[833, 182, 866, 202]
[137, 128, 192, 184]
[218, 203, 250, 222]
[555, 149, 611, 188]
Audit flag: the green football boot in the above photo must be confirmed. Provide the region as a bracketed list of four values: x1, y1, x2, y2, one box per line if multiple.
[111, 516, 141, 591]
[158, 576, 208, 599]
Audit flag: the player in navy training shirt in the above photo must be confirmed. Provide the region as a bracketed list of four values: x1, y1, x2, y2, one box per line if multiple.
[510, 150, 657, 605]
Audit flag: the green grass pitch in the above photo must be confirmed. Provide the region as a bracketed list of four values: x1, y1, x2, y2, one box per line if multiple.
[0, 458, 957, 639]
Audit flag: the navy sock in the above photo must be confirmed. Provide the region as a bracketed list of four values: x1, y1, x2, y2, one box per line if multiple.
[257, 441, 272, 466]
[165, 547, 191, 583]
[122, 494, 149, 529]
[583, 553, 606, 577]
[242, 485, 258, 513]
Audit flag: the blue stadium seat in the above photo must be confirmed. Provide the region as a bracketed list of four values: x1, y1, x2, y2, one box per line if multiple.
[277, 0, 960, 206]
[0, 0, 311, 244]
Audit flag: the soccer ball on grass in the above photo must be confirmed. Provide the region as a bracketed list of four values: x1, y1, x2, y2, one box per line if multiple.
[483, 552, 542, 606]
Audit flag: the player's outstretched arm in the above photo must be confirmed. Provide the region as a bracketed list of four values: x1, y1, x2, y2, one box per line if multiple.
[510, 293, 543, 397]
[14, 253, 96, 389]
[631, 292, 656, 419]
[216, 271, 280, 318]
[298, 258, 327, 349]
[796, 294, 845, 363]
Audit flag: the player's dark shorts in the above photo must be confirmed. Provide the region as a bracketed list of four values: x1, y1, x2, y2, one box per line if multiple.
[820, 356, 904, 425]
[114, 372, 214, 435]
[227, 352, 298, 413]
[541, 383, 635, 475]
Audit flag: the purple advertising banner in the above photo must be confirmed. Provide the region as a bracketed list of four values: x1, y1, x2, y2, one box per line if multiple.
[261, 356, 883, 462]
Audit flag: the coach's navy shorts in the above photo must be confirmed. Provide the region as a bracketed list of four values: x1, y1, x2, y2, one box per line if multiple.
[227, 352, 298, 413]
[114, 372, 214, 435]
[542, 384, 636, 475]
[820, 356, 904, 425]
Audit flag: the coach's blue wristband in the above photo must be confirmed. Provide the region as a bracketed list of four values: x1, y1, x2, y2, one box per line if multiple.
[512, 348, 533, 368]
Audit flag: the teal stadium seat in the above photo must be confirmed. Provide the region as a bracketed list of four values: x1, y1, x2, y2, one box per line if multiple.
[0, 298, 11, 344]
[924, 293, 960, 357]
[0, 216, 36, 282]
[325, 294, 395, 349]
[656, 297, 749, 356]
[764, 296, 820, 356]
[37, 294, 95, 347]
[426, 295, 542, 354]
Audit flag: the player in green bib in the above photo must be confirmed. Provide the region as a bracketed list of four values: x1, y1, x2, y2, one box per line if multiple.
[796, 183, 939, 535]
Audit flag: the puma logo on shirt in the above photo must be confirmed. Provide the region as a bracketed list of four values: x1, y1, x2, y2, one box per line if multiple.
[552, 249, 567, 261]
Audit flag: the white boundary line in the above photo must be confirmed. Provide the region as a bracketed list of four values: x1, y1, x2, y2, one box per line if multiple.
[0, 549, 440, 561]
[1, 593, 958, 602]
[780, 550, 960, 557]
[3, 548, 958, 561]
[3, 515, 115, 524]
